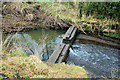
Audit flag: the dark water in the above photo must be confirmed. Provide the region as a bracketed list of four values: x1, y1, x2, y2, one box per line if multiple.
[4, 28, 120, 78]
[11, 28, 65, 61]
[67, 43, 120, 78]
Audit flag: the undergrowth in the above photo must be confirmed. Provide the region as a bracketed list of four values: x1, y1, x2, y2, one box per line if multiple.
[38, 2, 120, 39]
[0, 51, 88, 79]
[2, 2, 120, 38]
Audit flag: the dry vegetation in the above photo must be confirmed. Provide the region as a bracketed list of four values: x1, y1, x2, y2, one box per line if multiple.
[2, 2, 120, 38]
[2, 2, 72, 33]
[41, 2, 120, 38]
[0, 50, 87, 79]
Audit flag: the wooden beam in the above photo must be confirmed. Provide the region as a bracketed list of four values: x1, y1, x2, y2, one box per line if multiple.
[47, 43, 70, 63]
[47, 43, 65, 63]
[63, 26, 77, 44]
[48, 26, 77, 63]
[63, 26, 74, 40]
[57, 44, 70, 63]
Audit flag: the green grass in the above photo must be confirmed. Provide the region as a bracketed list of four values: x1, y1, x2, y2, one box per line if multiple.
[103, 32, 120, 39]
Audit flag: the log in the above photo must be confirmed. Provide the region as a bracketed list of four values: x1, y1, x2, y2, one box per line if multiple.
[75, 34, 120, 49]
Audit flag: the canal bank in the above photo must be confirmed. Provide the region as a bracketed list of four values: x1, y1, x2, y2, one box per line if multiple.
[2, 24, 120, 78]
[1, 2, 120, 78]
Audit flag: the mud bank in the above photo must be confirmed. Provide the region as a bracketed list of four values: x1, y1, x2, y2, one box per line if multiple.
[2, 2, 72, 33]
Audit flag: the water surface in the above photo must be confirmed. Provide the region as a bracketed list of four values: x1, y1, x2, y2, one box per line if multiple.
[4, 28, 120, 78]
[13, 28, 65, 61]
[67, 42, 120, 78]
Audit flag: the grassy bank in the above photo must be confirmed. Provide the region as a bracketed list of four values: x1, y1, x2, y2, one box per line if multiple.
[2, 2, 120, 39]
[1, 2, 120, 79]
[0, 49, 88, 79]
[2, 2, 72, 33]
[38, 2, 120, 39]
[0, 33, 88, 79]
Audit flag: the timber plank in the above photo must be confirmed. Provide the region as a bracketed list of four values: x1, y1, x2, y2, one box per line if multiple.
[47, 43, 65, 63]
[48, 26, 77, 63]
[47, 44, 61, 63]
[69, 27, 77, 40]
[57, 55, 64, 63]
[61, 44, 70, 56]
[57, 44, 70, 63]
[63, 26, 74, 40]
[63, 26, 77, 44]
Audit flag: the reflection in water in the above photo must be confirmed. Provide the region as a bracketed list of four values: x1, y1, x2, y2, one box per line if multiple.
[67, 43, 120, 78]
[13, 28, 65, 61]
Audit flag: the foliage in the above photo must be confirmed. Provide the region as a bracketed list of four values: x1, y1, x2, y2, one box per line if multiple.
[79, 2, 120, 20]
[69, 2, 74, 8]
[68, 17, 72, 21]
[103, 32, 120, 39]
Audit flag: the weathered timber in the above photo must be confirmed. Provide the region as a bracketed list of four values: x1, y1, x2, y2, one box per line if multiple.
[69, 28, 77, 40]
[57, 44, 70, 63]
[48, 26, 77, 63]
[65, 26, 74, 39]
[47, 43, 70, 63]
[63, 26, 78, 44]
[47, 44, 65, 63]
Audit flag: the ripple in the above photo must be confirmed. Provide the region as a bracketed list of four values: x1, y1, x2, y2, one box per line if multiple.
[67, 43, 120, 78]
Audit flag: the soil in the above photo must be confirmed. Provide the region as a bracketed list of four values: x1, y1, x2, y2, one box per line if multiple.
[2, 2, 73, 33]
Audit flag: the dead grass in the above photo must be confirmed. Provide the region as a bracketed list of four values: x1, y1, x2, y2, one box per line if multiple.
[2, 2, 119, 35]
[42, 2, 79, 23]
[0, 50, 87, 79]
[41, 2, 119, 34]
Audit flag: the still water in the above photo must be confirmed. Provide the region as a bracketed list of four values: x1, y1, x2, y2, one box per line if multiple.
[12, 28, 65, 61]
